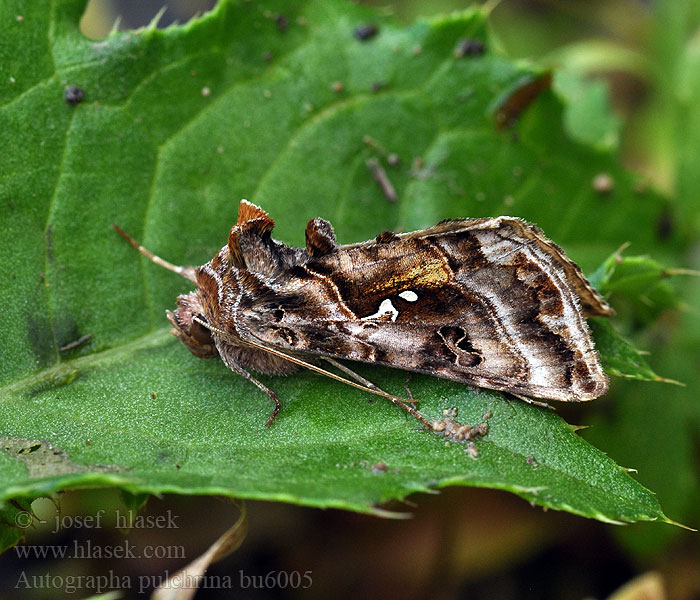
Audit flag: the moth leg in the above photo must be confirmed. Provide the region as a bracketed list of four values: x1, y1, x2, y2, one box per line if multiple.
[227, 361, 283, 426]
[323, 358, 432, 430]
[403, 375, 414, 402]
[323, 358, 415, 404]
[510, 392, 554, 410]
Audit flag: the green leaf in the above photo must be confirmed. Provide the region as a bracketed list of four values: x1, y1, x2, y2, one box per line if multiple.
[570, 0, 700, 552]
[589, 319, 675, 383]
[590, 251, 686, 324]
[586, 250, 685, 429]
[0, 499, 31, 554]
[0, 0, 676, 533]
[656, 0, 700, 238]
[552, 67, 621, 152]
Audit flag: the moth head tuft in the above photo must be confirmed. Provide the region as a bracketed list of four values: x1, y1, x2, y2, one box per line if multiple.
[228, 229, 245, 268]
[236, 199, 275, 231]
[305, 217, 338, 257]
[228, 200, 277, 268]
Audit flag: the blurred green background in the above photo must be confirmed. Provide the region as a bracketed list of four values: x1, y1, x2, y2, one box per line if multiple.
[5, 1, 698, 598]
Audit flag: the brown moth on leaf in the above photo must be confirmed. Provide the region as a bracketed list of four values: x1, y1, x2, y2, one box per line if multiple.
[115, 200, 611, 428]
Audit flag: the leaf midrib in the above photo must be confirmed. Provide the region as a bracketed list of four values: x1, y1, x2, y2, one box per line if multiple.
[0, 328, 172, 397]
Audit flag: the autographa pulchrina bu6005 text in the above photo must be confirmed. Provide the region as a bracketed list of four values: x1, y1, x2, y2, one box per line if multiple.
[115, 200, 611, 429]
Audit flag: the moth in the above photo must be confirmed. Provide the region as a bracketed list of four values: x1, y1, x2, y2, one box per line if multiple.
[115, 200, 611, 428]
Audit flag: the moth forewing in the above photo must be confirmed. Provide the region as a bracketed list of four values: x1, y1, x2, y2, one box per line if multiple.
[116, 199, 611, 427]
[386, 217, 613, 317]
[240, 212, 609, 405]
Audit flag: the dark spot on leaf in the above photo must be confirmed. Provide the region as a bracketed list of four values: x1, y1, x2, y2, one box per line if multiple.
[354, 24, 378, 41]
[1, 436, 124, 478]
[45, 225, 54, 263]
[656, 208, 673, 240]
[52, 314, 85, 354]
[64, 85, 84, 105]
[493, 72, 552, 129]
[26, 312, 56, 368]
[275, 14, 289, 32]
[155, 445, 186, 467]
[454, 39, 485, 58]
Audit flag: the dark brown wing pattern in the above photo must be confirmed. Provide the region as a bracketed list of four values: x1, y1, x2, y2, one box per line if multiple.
[238, 216, 609, 402]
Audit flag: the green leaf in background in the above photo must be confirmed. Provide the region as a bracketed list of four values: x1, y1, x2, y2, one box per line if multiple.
[552, 67, 621, 152]
[514, 0, 700, 552]
[0, 0, 682, 542]
[588, 251, 688, 383]
[590, 250, 684, 323]
[0, 498, 33, 554]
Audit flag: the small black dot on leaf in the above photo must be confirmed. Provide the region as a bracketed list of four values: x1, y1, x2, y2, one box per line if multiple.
[275, 14, 289, 32]
[454, 39, 486, 58]
[64, 85, 84, 105]
[354, 23, 378, 41]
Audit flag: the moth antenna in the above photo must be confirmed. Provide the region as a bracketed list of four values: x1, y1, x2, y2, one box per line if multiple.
[113, 225, 197, 283]
[193, 316, 227, 337]
[191, 317, 433, 429]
